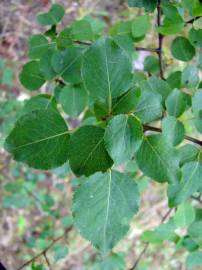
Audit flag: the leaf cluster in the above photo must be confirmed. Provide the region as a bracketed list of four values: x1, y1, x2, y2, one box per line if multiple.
[4, 2, 202, 266]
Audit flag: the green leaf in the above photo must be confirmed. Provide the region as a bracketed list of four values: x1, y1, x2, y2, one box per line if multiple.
[174, 202, 195, 227]
[182, 0, 202, 17]
[178, 144, 199, 166]
[68, 126, 113, 176]
[167, 71, 182, 89]
[73, 170, 139, 253]
[59, 84, 88, 117]
[112, 88, 141, 115]
[4, 109, 69, 169]
[136, 134, 180, 183]
[168, 152, 202, 206]
[171, 37, 195, 62]
[104, 114, 143, 164]
[101, 253, 126, 270]
[181, 236, 199, 252]
[70, 20, 94, 41]
[51, 47, 83, 84]
[56, 27, 73, 49]
[190, 0, 202, 16]
[158, 2, 183, 35]
[131, 15, 150, 39]
[141, 219, 177, 244]
[84, 15, 106, 36]
[53, 244, 68, 261]
[28, 34, 49, 59]
[32, 263, 45, 270]
[94, 87, 139, 120]
[19, 61, 46, 91]
[110, 21, 132, 38]
[37, 4, 65, 26]
[22, 94, 57, 115]
[144, 56, 160, 74]
[133, 72, 146, 86]
[112, 35, 134, 59]
[144, 76, 172, 101]
[189, 28, 202, 48]
[82, 37, 132, 112]
[162, 116, 185, 146]
[162, 2, 183, 23]
[93, 101, 110, 121]
[188, 221, 202, 246]
[192, 89, 202, 133]
[165, 89, 188, 118]
[181, 65, 199, 88]
[186, 251, 202, 270]
[134, 87, 162, 124]
[128, 0, 157, 12]
[40, 47, 57, 80]
[158, 21, 184, 36]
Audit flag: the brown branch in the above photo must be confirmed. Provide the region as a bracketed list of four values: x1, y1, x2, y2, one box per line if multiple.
[191, 194, 202, 204]
[74, 40, 92, 46]
[43, 252, 53, 270]
[128, 208, 173, 270]
[17, 227, 72, 270]
[143, 125, 161, 133]
[135, 47, 160, 53]
[55, 78, 65, 86]
[186, 16, 201, 24]
[157, 0, 164, 80]
[129, 242, 149, 270]
[74, 39, 162, 54]
[185, 135, 202, 146]
[144, 125, 202, 146]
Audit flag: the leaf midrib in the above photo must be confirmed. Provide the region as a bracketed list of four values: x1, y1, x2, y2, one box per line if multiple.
[104, 39, 112, 114]
[103, 170, 112, 253]
[79, 137, 104, 172]
[61, 51, 82, 76]
[11, 130, 69, 150]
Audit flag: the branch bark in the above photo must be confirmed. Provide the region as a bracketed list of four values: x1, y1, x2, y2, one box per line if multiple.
[135, 47, 160, 52]
[144, 125, 202, 146]
[74, 39, 162, 54]
[157, 0, 164, 79]
[191, 194, 202, 204]
[186, 16, 201, 24]
[43, 252, 53, 270]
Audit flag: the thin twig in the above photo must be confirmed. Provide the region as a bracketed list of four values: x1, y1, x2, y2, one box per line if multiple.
[128, 208, 173, 270]
[129, 242, 149, 270]
[74, 40, 92, 46]
[136, 47, 160, 53]
[157, 0, 164, 79]
[74, 40, 162, 54]
[191, 194, 202, 204]
[186, 16, 201, 24]
[143, 125, 202, 147]
[43, 252, 53, 270]
[17, 227, 72, 270]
